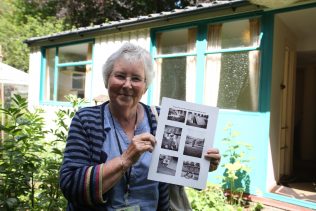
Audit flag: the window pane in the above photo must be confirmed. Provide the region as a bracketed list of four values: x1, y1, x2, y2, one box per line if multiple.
[59, 42, 92, 63]
[208, 19, 260, 50]
[159, 57, 186, 103]
[44, 48, 55, 101]
[57, 65, 87, 101]
[216, 51, 259, 111]
[157, 28, 196, 54]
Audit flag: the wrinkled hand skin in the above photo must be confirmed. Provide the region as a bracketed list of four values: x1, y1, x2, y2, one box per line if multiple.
[122, 132, 156, 165]
[204, 148, 221, 172]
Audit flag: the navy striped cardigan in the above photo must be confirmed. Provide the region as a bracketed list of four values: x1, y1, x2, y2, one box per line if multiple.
[59, 102, 169, 210]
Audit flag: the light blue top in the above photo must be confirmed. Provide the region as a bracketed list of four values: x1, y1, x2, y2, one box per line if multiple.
[102, 105, 159, 210]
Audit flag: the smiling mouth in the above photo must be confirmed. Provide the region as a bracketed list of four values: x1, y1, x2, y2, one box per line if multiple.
[120, 93, 133, 97]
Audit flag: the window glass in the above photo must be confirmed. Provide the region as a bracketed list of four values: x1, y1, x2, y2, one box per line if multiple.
[206, 51, 260, 111]
[159, 57, 187, 103]
[208, 19, 260, 50]
[155, 28, 197, 104]
[205, 18, 260, 111]
[44, 48, 55, 101]
[59, 43, 92, 63]
[157, 28, 196, 54]
[154, 18, 260, 111]
[43, 42, 93, 102]
[57, 65, 87, 101]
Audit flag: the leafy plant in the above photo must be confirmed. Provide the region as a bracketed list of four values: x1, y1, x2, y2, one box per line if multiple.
[220, 122, 253, 207]
[186, 183, 235, 211]
[0, 94, 46, 210]
[0, 94, 86, 210]
[35, 95, 86, 210]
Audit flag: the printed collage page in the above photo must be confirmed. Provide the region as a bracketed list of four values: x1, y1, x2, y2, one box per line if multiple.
[148, 97, 219, 189]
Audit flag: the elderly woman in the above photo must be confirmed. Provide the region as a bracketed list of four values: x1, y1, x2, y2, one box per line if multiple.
[59, 42, 221, 210]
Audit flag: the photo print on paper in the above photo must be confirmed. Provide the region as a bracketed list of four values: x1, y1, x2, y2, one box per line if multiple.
[167, 108, 187, 123]
[157, 154, 178, 176]
[186, 112, 209, 129]
[161, 125, 182, 151]
[183, 135, 205, 158]
[181, 161, 200, 181]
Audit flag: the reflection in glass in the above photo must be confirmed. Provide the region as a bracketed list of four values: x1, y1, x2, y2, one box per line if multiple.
[59, 43, 92, 63]
[57, 66, 86, 101]
[159, 57, 186, 103]
[208, 19, 260, 50]
[157, 28, 196, 54]
[45, 48, 56, 101]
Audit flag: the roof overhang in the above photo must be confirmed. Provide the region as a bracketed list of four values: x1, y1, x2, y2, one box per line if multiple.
[24, 0, 252, 46]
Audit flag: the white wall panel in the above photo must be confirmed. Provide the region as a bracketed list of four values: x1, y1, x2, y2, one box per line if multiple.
[28, 47, 42, 110]
[92, 29, 151, 104]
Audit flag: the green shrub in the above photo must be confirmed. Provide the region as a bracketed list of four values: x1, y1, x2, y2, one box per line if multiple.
[0, 95, 46, 210]
[35, 95, 86, 210]
[220, 122, 253, 206]
[0, 94, 85, 210]
[186, 183, 235, 211]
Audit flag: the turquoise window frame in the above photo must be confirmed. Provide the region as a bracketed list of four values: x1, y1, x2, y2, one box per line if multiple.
[40, 39, 95, 106]
[150, 14, 263, 108]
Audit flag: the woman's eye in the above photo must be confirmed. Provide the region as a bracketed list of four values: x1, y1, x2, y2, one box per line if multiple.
[131, 76, 142, 82]
[115, 74, 126, 80]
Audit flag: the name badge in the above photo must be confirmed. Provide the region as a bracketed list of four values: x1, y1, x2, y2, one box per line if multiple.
[115, 205, 140, 211]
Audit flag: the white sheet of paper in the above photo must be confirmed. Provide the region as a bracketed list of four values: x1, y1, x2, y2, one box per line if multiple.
[147, 97, 219, 189]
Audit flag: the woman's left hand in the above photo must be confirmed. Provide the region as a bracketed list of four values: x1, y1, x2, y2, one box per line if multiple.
[204, 148, 221, 172]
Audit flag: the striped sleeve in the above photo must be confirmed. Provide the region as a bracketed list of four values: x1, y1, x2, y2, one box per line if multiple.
[83, 164, 107, 205]
[59, 108, 107, 206]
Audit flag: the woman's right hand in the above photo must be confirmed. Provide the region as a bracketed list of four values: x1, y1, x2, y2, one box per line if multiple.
[122, 132, 156, 166]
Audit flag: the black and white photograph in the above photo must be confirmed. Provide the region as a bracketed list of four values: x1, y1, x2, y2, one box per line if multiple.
[148, 97, 219, 189]
[180, 161, 200, 180]
[186, 112, 209, 129]
[161, 125, 182, 151]
[167, 108, 187, 123]
[183, 135, 205, 158]
[157, 154, 178, 176]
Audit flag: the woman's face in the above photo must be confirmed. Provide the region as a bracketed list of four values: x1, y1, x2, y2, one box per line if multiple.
[107, 57, 147, 110]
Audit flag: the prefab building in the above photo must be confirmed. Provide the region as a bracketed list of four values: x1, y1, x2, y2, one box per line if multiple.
[25, 0, 316, 209]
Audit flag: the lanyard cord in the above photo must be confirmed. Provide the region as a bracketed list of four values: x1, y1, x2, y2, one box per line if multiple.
[109, 109, 137, 195]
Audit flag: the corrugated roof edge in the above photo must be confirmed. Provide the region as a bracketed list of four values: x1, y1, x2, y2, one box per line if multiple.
[24, 0, 250, 46]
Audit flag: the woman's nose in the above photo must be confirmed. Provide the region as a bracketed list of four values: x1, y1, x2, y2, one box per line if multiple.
[122, 77, 133, 87]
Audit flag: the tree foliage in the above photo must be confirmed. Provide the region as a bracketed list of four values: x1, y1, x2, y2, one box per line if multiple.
[0, 0, 66, 72]
[57, 0, 193, 27]
[0, 0, 206, 72]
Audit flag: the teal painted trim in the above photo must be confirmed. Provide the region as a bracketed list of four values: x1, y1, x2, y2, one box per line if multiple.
[263, 192, 316, 210]
[205, 46, 260, 54]
[53, 48, 59, 101]
[39, 48, 46, 102]
[57, 60, 92, 67]
[147, 32, 156, 105]
[41, 101, 73, 107]
[207, 110, 271, 194]
[154, 52, 197, 59]
[41, 38, 95, 49]
[40, 101, 91, 107]
[259, 14, 274, 112]
[40, 40, 95, 104]
[195, 24, 207, 104]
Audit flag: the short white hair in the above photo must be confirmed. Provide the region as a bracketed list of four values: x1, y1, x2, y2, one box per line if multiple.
[102, 42, 155, 89]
